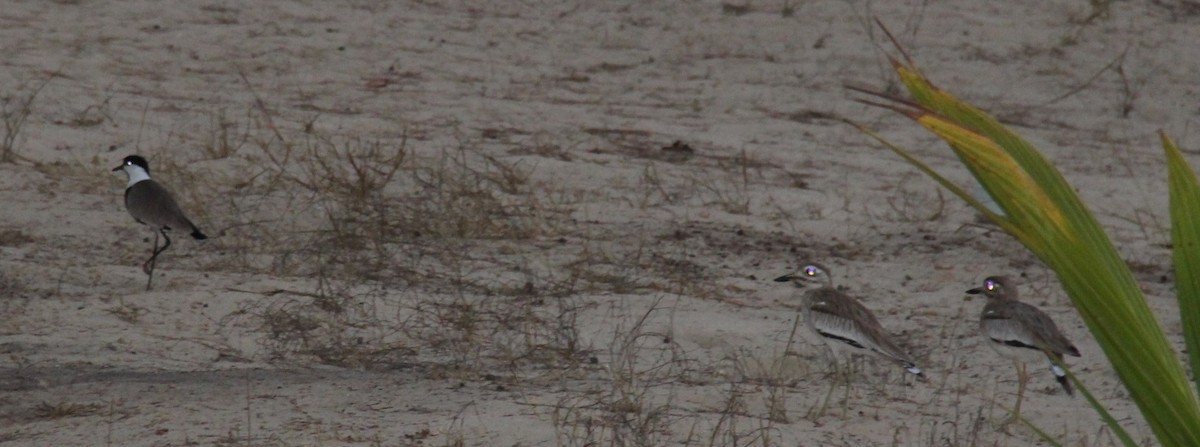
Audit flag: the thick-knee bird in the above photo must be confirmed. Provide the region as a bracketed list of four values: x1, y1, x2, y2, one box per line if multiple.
[967, 275, 1080, 423]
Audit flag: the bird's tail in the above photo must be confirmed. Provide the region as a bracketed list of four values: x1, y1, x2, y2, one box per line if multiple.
[1050, 364, 1073, 396]
[903, 362, 927, 381]
[184, 217, 208, 240]
[877, 340, 926, 380]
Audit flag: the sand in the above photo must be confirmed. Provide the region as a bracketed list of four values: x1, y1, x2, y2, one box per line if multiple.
[2, 1, 1197, 445]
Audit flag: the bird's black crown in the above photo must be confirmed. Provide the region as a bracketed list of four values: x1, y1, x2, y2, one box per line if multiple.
[116, 155, 150, 172]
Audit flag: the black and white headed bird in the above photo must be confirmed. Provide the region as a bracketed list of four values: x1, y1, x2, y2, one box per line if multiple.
[967, 276, 1080, 420]
[113, 155, 207, 289]
[774, 263, 924, 379]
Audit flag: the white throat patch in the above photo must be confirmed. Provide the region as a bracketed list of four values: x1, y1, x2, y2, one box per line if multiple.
[122, 164, 152, 187]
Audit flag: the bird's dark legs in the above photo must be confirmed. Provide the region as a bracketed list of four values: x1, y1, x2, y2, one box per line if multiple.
[142, 229, 172, 290]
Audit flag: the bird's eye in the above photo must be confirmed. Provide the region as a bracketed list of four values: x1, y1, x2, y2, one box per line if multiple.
[985, 280, 997, 291]
[805, 266, 817, 276]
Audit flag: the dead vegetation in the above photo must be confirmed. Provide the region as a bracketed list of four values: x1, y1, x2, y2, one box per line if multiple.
[32, 401, 103, 420]
[123, 100, 858, 445]
[0, 92, 1115, 445]
[0, 76, 51, 164]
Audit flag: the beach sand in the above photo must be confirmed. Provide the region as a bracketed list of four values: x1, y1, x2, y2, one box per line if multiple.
[2, 1, 1195, 445]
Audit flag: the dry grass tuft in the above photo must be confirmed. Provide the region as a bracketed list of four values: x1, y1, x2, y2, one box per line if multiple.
[550, 298, 688, 446]
[227, 282, 414, 370]
[32, 401, 103, 420]
[104, 301, 146, 324]
[0, 229, 35, 247]
[1, 76, 52, 163]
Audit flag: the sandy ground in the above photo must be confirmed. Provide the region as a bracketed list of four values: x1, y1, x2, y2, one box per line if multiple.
[1, 1, 1198, 446]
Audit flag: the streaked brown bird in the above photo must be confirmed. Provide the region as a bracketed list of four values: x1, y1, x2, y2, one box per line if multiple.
[113, 155, 207, 290]
[967, 275, 1080, 422]
[775, 263, 925, 379]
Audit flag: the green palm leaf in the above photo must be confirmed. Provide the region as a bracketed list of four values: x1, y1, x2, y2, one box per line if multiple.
[851, 57, 1200, 446]
[1164, 131, 1200, 395]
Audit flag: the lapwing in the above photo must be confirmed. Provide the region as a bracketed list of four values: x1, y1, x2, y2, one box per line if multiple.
[966, 275, 1080, 423]
[113, 155, 207, 290]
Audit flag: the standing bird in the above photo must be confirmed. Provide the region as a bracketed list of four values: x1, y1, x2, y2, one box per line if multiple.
[967, 276, 1080, 422]
[774, 263, 925, 380]
[113, 155, 207, 290]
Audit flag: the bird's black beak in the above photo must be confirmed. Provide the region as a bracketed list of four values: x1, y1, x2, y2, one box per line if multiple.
[112, 165, 123, 172]
[774, 274, 805, 287]
[965, 287, 982, 295]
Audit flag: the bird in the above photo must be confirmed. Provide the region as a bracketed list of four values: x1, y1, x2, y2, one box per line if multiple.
[113, 155, 207, 290]
[966, 275, 1080, 423]
[774, 263, 925, 380]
